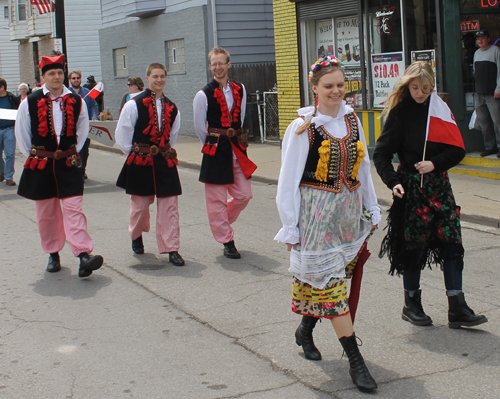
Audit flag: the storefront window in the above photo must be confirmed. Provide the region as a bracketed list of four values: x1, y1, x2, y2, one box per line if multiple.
[366, 0, 437, 108]
[460, 4, 500, 110]
[302, 15, 363, 109]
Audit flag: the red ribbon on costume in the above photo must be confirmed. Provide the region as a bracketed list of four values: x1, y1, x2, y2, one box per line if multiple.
[213, 82, 242, 127]
[37, 99, 49, 137]
[229, 140, 257, 179]
[348, 242, 371, 324]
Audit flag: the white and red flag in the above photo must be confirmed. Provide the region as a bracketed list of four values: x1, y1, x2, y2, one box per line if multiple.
[31, 0, 55, 14]
[425, 92, 465, 149]
[87, 82, 104, 100]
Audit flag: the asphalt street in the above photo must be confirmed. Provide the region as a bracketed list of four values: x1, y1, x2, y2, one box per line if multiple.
[0, 147, 499, 399]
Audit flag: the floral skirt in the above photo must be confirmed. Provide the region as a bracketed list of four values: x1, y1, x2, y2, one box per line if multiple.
[379, 170, 464, 275]
[292, 276, 349, 318]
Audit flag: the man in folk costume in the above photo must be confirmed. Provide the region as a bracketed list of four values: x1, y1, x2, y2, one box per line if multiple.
[15, 55, 104, 277]
[115, 63, 185, 266]
[193, 47, 257, 259]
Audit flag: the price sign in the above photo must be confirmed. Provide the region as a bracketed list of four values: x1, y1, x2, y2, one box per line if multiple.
[371, 52, 404, 108]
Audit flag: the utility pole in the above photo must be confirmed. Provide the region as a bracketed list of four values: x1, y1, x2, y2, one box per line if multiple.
[54, 0, 68, 86]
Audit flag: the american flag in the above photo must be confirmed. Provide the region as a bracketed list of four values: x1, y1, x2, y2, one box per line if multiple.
[30, 0, 56, 15]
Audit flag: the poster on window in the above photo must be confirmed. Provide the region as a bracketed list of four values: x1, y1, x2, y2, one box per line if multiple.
[335, 16, 360, 66]
[411, 49, 436, 79]
[371, 52, 404, 108]
[344, 69, 363, 109]
[316, 19, 334, 58]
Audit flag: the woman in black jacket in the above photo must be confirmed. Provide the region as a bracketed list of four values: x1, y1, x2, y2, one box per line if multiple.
[373, 61, 488, 329]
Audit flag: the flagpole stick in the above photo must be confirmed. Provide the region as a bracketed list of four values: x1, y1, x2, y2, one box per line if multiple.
[421, 140, 427, 188]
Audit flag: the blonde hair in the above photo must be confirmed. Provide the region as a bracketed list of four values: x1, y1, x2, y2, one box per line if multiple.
[296, 65, 345, 135]
[381, 61, 435, 120]
[208, 46, 230, 64]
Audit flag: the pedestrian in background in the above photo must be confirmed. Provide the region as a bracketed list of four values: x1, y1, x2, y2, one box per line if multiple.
[473, 29, 500, 157]
[83, 75, 104, 113]
[193, 47, 257, 259]
[373, 61, 488, 329]
[17, 82, 29, 102]
[119, 77, 144, 113]
[15, 55, 104, 277]
[0, 77, 20, 186]
[115, 63, 185, 267]
[275, 55, 380, 393]
[69, 70, 99, 181]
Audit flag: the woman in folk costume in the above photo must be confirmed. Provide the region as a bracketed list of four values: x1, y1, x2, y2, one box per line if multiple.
[275, 55, 380, 392]
[373, 61, 488, 329]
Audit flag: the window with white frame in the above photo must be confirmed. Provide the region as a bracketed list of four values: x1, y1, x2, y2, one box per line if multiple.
[165, 39, 186, 74]
[113, 47, 128, 78]
[17, 0, 26, 21]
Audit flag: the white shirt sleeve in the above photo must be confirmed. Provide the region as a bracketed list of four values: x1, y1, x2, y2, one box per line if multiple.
[115, 100, 139, 155]
[240, 84, 247, 123]
[170, 110, 181, 147]
[14, 98, 32, 158]
[357, 117, 381, 226]
[76, 102, 90, 152]
[193, 90, 208, 145]
[274, 118, 310, 244]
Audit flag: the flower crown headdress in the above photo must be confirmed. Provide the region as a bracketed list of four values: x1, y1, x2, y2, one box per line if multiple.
[309, 55, 345, 82]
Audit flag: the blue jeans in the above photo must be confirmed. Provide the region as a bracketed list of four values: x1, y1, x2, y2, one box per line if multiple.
[403, 252, 463, 294]
[0, 127, 16, 180]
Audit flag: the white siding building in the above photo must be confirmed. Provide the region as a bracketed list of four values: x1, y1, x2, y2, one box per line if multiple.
[0, 0, 21, 91]
[7, 0, 102, 88]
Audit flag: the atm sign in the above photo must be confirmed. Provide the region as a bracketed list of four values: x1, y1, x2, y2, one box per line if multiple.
[461, 21, 479, 32]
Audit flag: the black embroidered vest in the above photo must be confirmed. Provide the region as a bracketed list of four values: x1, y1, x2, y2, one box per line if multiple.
[300, 113, 362, 193]
[132, 88, 178, 146]
[27, 89, 82, 151]
[202, 79, 243, 130]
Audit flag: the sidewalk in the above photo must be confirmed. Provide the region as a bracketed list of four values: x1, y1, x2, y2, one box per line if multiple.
[92, 135, 500, 228]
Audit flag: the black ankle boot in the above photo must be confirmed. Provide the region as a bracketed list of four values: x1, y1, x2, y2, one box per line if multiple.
[295, 316, 322, 360]
[402, 289, 432, 325]
[339, 333, 377, 392]
[132, 235, 144, 254]
[448, 293, 488, 329]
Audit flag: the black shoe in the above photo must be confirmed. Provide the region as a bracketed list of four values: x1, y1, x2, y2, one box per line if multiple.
[295, 316, 322, 360]
[169, 251, 185, 266]
[0, 173, 4, 182]
[339, 333, 377, 392]
[78, 253, 103, 277]
[132, 235, 144, 254]
[480, 149, 497, 157]
[402, 289, 433, 326]
[223, 241, 241, 259]
[46, 253, 61, 273]
[448, 293, 488, 329]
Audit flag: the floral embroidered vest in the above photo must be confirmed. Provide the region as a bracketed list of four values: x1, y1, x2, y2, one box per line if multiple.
[300, 113, 361, 193]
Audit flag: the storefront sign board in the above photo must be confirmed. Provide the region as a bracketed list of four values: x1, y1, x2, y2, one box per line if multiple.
[411, 49, 436, 82]
[371, 52, 404, 108]
[316, 19, 334, 58]
[335, 16, 361, 66]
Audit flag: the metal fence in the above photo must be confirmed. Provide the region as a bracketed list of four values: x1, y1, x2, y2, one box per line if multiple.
[262, 91, 280, 142]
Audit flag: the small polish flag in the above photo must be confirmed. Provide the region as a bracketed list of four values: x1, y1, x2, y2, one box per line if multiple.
[425, 92, 464, 149]
[87, 82, 104, 100]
